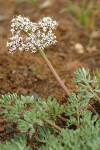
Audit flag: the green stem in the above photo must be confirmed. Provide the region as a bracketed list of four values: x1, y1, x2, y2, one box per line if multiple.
[43, 119, 62, 131]
[76, 105, 80, 128]
[39, 49, 70, 97]
[89, 104, 100, 119]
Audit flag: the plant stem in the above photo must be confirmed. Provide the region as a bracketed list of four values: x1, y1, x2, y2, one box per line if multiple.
[58, 115, 67, 122]
[43, 119, 62, 131]
[39, 49, 70, 97]
[76, 105, 80, 128]
[89, 104, 100, 119]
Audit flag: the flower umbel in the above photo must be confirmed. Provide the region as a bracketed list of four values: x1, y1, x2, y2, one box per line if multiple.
[7, 15, 58, 53]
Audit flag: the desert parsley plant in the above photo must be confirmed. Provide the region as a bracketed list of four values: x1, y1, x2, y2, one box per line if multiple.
[7, 15, 70, 96]
[5, 15, 100, 149]
[0, 68, 100, 150]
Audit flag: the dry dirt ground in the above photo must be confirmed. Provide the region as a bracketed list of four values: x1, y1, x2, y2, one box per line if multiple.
[0, 0, 100, 147]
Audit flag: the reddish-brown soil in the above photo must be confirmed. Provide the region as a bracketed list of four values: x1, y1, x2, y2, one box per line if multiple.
[0, 0, 100, 148]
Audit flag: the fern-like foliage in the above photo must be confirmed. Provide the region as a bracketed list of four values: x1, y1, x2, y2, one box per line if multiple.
[65, 68, 100, 128]
[74, 68, 100, 101]
[0, 68, 99, 150]
[0, 135, 31, 150]
[39, 112, 100, 150]
[65, 93, 90, 127]
[0, 94, 65, 137]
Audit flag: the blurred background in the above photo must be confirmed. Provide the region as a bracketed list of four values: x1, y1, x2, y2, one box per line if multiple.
[0, 0, 100, 100]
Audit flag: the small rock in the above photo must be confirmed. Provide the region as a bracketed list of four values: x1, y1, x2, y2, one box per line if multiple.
[91, 31, 100, 39]
[0, 90, 6, 94]
[5, 125, 14, 134]
[39, 0, 52, 9]
[0, 127, 5, 133]
[18, 87, 28, 95]
[23, 72, 28, 77]
[0, 15, 8, 22]
[33, 93, 40, 101]
[74, 43, 84, 54]
[12, 70, 16, 74]
[29, 93, 40, 101]
[87, 46, 97, 53]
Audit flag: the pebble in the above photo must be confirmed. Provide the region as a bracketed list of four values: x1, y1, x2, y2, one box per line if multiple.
[5, 124, 14, 134]
[86, 46, 97, 53]
[28, 93, 40, 101]
[0, 127, 5, 133]
[33, 93, 40, 101]
[91, 31, 100, 39]
[0, 90, 6, 94]
[40, 0, 52, 9]
[74, 43, 84, 54]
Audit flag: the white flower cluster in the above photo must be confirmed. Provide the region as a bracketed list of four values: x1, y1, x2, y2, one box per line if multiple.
[7, 15, 58, 53]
